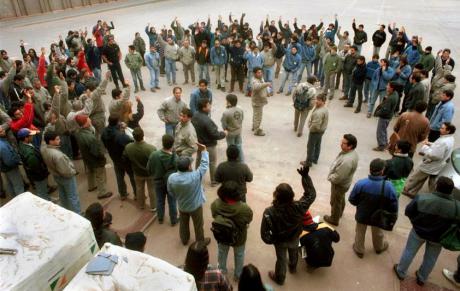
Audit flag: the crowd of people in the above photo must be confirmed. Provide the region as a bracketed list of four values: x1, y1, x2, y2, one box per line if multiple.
[0, 11, 459, 290]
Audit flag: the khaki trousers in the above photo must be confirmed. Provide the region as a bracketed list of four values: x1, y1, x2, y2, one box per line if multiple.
[134, 175, 156, 210]
[354, 222, 386, 254]
[88, 166, 107, 197]
[294, 108, 310, 135]
[252, 105, 264, 131]
[402, 168, 436, 197]
[329, 183, 349, 223]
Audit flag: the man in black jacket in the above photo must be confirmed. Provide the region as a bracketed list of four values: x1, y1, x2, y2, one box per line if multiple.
[191, 98, 226, 186]
[228, 39, 245, 93]
[394, 177, 459, 286]
[101, 115, 136, 200]
[215, 145, 253, 202]
[374, 82, 399, 151]
[344, 56, 367, 112]
[372, 25, 387, 56]
[261, 166, 316, 285]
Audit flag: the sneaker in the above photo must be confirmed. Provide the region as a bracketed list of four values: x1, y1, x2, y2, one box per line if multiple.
[373, 146, 385, 152]
[442, 269, 460, 287]
[254, 129, 266, 136]
[323, 215, 338, 226]
[354, 108, 361, 113]
[339, 96, 348, 100]
[344, 103, 353, 107]
[366, 113, 372, 118]
[141, 87, 146, 91]
[155, 86, 161, 89]
[150, 88, 156, 92]
[88, 186, 97, 192]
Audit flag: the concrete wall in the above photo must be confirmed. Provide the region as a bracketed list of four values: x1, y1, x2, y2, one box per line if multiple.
[0, 0, 117, 19]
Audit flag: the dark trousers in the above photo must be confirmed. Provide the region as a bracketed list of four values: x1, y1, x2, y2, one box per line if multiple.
[108, 62, 125, 89]
[347, 82, 364, 109]
[426, 102, 437, 119]
[274, 237, 299, 283]
[377, 118, 390, 148]
[70, 134, 79, 159]
[428, 129, 440, 142]
[230, 64, 245, 91]
[179, 206, 204, 244]
[155, 181, 178, 224]
[160, 56, 166, 74]
[395, 87, 404, 113]
[306, 132, 324, 164]
[114, 161, 136, 197]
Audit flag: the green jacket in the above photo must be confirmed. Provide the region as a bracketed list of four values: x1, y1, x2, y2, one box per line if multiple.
[323, 53, 342, 74]
[211, 198, 253, 246]
[123, 141, 156, 177]
[133, 36, 146, 53]
[420, 53, 435, 72]
[18, 142, 49, 181]
[147, 149, 177, 182]
[75, 127, 106, 169]
[124, 52, 143, 70]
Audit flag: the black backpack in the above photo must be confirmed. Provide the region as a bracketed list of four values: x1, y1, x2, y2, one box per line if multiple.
[211, 215, 240, 246]
[260, 207, 276, 244]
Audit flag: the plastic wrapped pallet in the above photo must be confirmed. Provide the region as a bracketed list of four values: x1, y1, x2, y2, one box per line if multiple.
[0, 192, 98, 291]
[65, 243, 197, 291]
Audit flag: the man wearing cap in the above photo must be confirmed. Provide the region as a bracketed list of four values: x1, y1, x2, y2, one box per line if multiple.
[41, 131, 81, 213]
[122, 127, 157, 210]
[74, 114, 112, 199]
[17, 128, 50, 200]
[167, 143, 211, 246]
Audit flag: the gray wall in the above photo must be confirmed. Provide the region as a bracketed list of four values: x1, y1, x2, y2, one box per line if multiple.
[0, 0, 117, 19]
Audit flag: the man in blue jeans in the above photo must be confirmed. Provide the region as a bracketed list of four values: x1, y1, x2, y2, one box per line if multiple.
[394, 176, 459, 286]
[147, 134, 178, 225]
[41, 131, 81, 214]
[144, 45, 161, 92]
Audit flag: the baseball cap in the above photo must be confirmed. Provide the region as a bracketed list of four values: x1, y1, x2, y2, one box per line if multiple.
[17, 128, 37, 139]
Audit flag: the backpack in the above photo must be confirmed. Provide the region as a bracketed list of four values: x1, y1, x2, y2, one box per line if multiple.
[293, 84, 315, 111]
[260, 208, 276, 244]
[211, 215, 240, 246]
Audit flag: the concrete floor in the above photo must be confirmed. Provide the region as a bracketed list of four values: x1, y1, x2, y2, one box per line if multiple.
[1, 0, 460, 290]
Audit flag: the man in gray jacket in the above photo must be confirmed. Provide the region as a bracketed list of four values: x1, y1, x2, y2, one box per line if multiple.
[157, 87, 187, 136]
[303, 93, 328, 166]
[41, 131, 81, 213]
[324, 134, 359, 226]
[178, 40, 196, 84]
[221, 94, 244, 161]
[174, 108, 197, 157]
[252, 67, 271, 136]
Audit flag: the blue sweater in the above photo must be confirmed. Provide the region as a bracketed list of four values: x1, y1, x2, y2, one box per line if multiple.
[349, 175, 398, 225]
[210, 46, 227, 65]
[324, 19, 338, 43]
[393, 64, 412, 85]
[300, 44, 316, 63]
[243, 51, 264, 70]
[168, 151, 209, 212]
[404, 45, 421, 66]
[283, 51, 301, 72]
[371, 67, 395, 92]
[0, 138, 21, 172]
[430, 100, 455, 131]
[144, 26, 158, 46]
[190, 88, 213, 115]
[365, 60, 380, 80]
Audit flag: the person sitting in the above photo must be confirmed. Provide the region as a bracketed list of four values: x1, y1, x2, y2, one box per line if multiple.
[125, 232, 147, 252]
[238, 264, 274, 291]
[384, 140, 414, 197]
[183, 241, 232, 291]
[299, 211, 340, 272]
[85, 202, 122, 248]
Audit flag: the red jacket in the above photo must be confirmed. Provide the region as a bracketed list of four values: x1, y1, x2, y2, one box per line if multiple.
[10, 102, 37, 133]
[37, 54, 47, 87]
[77, 51, 92, 75]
